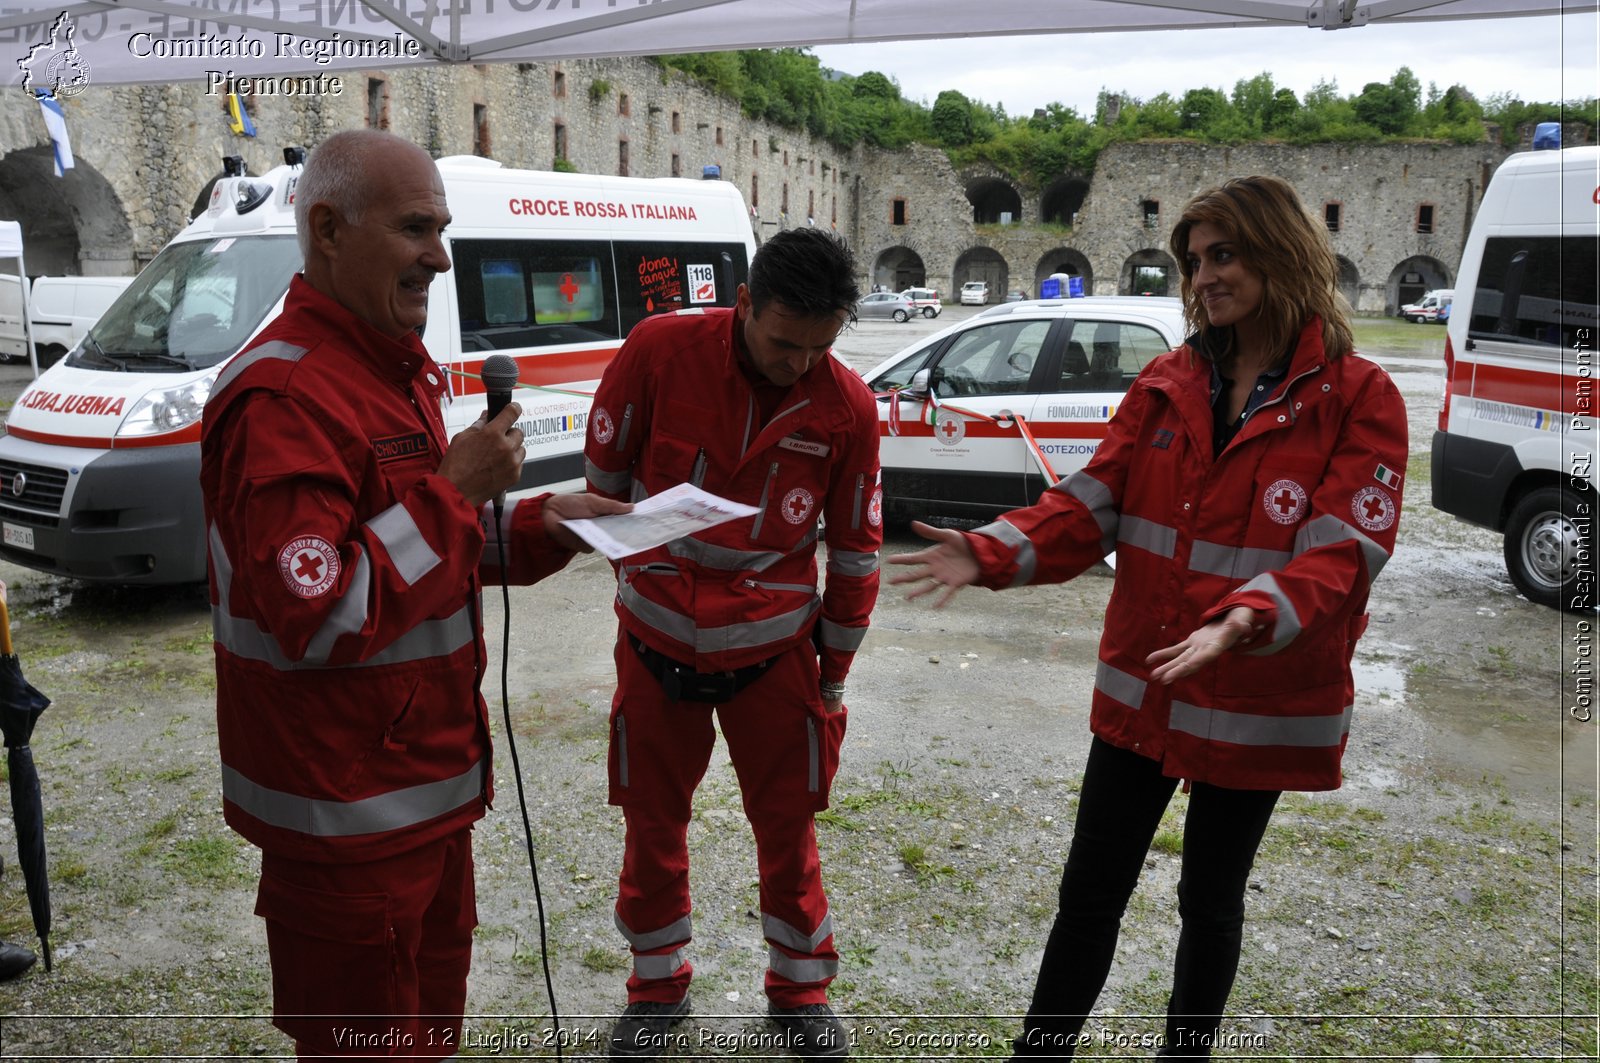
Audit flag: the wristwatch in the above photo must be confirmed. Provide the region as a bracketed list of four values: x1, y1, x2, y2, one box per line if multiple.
[819, 680, 846, 701]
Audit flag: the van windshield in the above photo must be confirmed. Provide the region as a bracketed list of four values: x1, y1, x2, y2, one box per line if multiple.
[69, 235, 302, 372]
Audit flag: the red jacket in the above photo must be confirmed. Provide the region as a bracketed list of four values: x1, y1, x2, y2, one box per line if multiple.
[967, 320, 1407, 791]
[584, 308, 881, 683]
[202, 277, 573, 862]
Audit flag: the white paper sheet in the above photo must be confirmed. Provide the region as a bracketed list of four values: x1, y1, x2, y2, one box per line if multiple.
[561, 483, 759, 561]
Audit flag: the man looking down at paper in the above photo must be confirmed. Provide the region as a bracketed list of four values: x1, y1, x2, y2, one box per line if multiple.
[583, 227, 882, 1061]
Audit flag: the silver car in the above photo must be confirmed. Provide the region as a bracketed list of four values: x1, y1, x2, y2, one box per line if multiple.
[856, 291, 915, 323]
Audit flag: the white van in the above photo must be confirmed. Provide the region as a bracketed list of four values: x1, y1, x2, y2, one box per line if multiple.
[1400, 288, 1454, 324]
[0, 154, 755, 583]
[1430, 144, 1599, 610]
[960, 280, 990, 306]
[26, 276, 135, 367]
[0, 274, 27, 363]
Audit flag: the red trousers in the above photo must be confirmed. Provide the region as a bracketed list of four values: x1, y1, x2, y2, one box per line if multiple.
[608, 636, 847, 1008]
[255, 828, 477, 1061]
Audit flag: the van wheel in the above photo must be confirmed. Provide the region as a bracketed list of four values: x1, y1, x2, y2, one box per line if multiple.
[37, 345, 67, 368]
[1503, 485, 1592, 610]
[893, 309, 908, 323]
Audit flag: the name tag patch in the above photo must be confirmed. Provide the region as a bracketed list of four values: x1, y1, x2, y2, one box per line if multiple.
[372, 432, 429, 464]
[778, 435, 829, 457]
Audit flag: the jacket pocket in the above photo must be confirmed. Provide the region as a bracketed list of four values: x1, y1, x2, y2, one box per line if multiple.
[335, 676, 423, 796]
[749, 458, 827, 551]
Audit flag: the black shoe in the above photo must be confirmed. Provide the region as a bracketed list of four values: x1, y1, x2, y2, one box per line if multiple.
[768, 1002, 848, 1059]
[0, 941, 35, 981]
[610, 995, 690, 1059]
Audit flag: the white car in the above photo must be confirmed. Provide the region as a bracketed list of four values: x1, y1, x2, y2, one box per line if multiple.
[959, 281, 990, 305]
[862, 297, 1186, 524]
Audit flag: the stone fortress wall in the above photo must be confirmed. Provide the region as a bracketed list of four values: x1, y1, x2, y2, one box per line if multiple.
[0, 54, 1529, 314]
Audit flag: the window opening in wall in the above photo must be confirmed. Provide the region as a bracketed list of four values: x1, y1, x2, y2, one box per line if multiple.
[553, 69, 566, 97]
[1324, 202, 1342, 232]
[751, 175, 759, 208]
[715, 126, 724, 146]
[782, 183, 789, 216]
[831, 198, 837, 225]
[670, 153, 681, 178]
[892, 198, 907, 226]
[1140, 199, 1160, 229]
[1416, 203, 1435, 234]
[672, 111, 681, 133]
[553, 122, 567, 163]
[753, 139, 759, 158]
[810, 160, 815, 176]
[618, 140, 629, 177]
[473, 104, 490, 158]
[618, 93, 630, 116]
[783, 150, 789, 167]
[366, 77, 389, 129]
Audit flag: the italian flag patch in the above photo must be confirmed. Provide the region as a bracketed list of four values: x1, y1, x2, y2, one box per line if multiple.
[1374, 463, 1402, 489]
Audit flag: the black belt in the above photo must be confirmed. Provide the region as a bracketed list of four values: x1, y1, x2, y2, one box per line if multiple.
[629, 635, 776, 703]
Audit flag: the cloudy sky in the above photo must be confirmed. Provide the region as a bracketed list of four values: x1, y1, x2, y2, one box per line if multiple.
[810, 12, 1598, 119]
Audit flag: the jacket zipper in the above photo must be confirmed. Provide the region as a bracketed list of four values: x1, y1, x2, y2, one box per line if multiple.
[748, 461, 780, 538]
[615, 715, 629, 788]
[851, 472, 866, 530]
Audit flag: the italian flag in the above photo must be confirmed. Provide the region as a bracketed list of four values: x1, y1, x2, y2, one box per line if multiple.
[1374, 463, 1402, 489]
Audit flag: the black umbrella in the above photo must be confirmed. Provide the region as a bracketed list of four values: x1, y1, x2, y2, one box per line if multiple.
[0, 598, 50, 971]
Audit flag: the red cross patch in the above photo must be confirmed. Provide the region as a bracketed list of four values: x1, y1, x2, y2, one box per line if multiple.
[935, 412, 966, 447]
[781, 487, 815, 525]
[1262, 478, 1308, 525]
[867, 486, 883, 528]
[277, 536, 340, 599]
[1352, 486, 1396, 532]
[592, 406, 615, 444]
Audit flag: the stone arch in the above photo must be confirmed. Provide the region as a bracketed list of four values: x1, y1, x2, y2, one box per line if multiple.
[1040, 176, 1090, 226]
[1121, 248, 1178, 297]
[1388, 256, 1452, 315]
[1335, 255, 1360, 312]
[0, 148, 134, 275]
[1120, 249, 1184, 299]
[965, 176, 1022, 225]
[954, 247, 1008, 294]
[872, 246, 927, 292]
[1033, 248, 1093, 297]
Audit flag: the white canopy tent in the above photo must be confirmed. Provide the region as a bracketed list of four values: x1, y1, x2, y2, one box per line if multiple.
[0, 221, 40, 379]
[0, 0, 1592, 86]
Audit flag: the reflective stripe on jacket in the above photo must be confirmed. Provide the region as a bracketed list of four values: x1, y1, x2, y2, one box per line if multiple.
[966, 318, 1407, 791]
[583, 308, 882, 681]
[202, 277, 572, 861]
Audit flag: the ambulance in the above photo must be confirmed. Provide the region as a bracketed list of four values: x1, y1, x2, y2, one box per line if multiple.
[0, 152, 756, 583]
[1430, 143, 1600, 610]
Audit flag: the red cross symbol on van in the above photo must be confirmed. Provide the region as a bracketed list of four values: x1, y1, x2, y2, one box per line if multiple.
[939, 419, 961, 441]
[560, 273, 579, 303]
[295, 551, 325, 582]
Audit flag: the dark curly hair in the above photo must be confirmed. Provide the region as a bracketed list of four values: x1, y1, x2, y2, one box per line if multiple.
[747, 228, 860, 323]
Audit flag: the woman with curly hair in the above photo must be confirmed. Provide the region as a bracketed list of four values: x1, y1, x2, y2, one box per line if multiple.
[891, 175, 1408, 1058]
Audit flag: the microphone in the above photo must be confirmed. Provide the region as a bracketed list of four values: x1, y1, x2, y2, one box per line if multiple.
[480, 354, 520, 517]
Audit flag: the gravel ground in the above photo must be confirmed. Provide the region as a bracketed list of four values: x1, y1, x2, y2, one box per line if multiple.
[0, 315, 1590, 1060]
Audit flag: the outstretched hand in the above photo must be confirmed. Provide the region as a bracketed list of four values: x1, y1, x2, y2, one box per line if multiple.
[885, 520, 980, 608]
[1145, 606, 1257, 684]
[541, 491, 633, 552]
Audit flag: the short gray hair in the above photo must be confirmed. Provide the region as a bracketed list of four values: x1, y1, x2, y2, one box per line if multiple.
[293, 130, 411, 260]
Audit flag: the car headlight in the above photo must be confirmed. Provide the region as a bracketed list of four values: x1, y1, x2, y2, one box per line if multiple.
[117, 370, 219, 437]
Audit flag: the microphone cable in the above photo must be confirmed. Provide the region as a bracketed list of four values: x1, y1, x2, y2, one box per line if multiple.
[490, 510, 564, 1062]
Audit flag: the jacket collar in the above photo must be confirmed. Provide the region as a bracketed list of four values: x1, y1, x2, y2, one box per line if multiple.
[285, 275, 439, 397]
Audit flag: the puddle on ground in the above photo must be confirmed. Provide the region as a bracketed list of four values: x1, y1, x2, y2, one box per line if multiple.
[1407, 673, 1592, 804]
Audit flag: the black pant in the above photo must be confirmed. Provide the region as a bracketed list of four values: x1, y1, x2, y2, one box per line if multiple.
[1012, 737, 1280, 1059]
